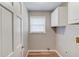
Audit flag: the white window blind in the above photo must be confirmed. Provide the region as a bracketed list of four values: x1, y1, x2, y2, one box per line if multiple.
[30, 16, 45, 33]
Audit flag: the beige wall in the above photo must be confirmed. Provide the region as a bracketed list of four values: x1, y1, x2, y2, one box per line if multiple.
[28, 12, 56, 50]
[56, 25, 79, 57]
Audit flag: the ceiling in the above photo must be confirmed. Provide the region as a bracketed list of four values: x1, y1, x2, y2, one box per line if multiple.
[24, 2, 62, 11]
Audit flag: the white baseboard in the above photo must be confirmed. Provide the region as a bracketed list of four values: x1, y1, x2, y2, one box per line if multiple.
[54, 50, 62, 57]
[27, 50, 62, 57]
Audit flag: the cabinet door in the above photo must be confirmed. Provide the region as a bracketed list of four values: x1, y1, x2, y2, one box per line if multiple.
[1, 7, 13, 56]
[51, 8, 58, 27]
[59, 7, 68, 26]
[0, 6, 2, 57]
[68, 2, 79, 24]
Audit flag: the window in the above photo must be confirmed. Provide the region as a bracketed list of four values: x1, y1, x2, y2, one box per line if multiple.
[30, 16, 45, 33]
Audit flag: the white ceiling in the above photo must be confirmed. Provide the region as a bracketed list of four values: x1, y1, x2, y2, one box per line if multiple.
[24, 2, 62, 11]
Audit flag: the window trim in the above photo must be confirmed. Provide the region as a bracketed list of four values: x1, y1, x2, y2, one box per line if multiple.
[30, 15, 46, 33]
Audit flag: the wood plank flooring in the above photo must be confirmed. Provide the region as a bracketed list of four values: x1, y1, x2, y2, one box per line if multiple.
[27, 51, 59, 57]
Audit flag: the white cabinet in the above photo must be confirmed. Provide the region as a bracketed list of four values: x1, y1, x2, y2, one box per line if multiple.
[51, 6, 68, 27]
[51, 8, 58, 26]
[0, 6, 13, 56]
[68, 2, 79, 24]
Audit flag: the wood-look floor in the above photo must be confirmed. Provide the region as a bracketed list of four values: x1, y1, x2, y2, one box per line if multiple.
[27, 51, 59, 57]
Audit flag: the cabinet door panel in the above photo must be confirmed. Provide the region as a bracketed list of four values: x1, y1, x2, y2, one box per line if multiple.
[68, 2, 79, 21]
[59, 7, 68, 26]
[51, 8, 58, 27]
[2, 7, 13, 56]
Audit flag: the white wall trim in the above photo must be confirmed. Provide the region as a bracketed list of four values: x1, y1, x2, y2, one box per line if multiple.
[27, 50, 62, 57]
[54, 50, 62, 57]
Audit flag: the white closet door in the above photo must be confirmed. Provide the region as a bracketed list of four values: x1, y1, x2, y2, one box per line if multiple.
[0, 6, 2, 57]
[14, 15, 22, 56]
[14, 16, 21, 50]
[1, 7, 13, 56]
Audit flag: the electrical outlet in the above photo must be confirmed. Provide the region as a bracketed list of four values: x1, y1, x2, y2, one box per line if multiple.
[47, 48, 50, 50]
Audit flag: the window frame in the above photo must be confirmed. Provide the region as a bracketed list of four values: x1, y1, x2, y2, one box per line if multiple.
[30, 15, 46, 33]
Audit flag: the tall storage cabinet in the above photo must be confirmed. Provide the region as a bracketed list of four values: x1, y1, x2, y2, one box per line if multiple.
[0, 6, 13, 57]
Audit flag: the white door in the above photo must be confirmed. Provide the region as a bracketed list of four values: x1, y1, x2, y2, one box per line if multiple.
[14, 15, 23, 57]
[1, 6, 13, 57]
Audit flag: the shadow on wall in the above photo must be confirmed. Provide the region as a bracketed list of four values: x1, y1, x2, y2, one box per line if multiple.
[51, 26, 66, 34]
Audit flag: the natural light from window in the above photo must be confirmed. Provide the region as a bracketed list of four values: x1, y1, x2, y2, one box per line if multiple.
[30, 16, 45, 33]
